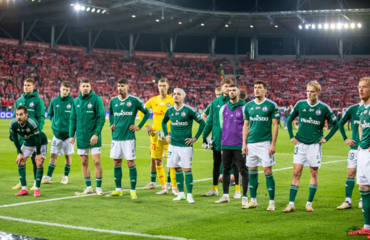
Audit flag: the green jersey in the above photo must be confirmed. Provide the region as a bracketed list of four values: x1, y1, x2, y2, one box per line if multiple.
[14, 90, 45, 130]
[10, 117, 48, 154]
[358, 104, 370, 149]
[69, 91, 105, 149]
[204, 104, 211, 115]
[162, 104, 206, 147]
[48, 93, 74, 141]
[243, 98, 280, 143]
[287, 100, 338, 144]
[109, 95, 150, 141]
[339, 103, 361, 150]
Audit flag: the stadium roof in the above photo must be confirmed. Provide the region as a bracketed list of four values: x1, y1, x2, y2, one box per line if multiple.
[1, 0, 370, 39]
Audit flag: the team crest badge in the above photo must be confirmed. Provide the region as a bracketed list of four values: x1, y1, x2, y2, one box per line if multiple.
[29, 102, 34, 107]
[365, 110, 368, 114]
[316, 109, 321, 116]
[127, 101, 132, 107]
[87, 103, 92, 109]
[67, 104, 71, 109]
[262, 106, 268, 112]
[166, 103, 171, 107]
[181, 111, 186, 117]
[26, 128, 30, 132]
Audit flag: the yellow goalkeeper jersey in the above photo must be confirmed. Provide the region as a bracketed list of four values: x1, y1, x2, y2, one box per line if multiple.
[138, 95, 174, 132]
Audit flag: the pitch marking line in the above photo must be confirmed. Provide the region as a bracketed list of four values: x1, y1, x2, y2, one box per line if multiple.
[0, 159, 346, 209]
[0, 215, 193, 240]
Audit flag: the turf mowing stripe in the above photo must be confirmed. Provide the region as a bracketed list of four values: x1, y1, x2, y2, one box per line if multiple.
[0, 159, 346, 209]
[0, 215, 194, 240]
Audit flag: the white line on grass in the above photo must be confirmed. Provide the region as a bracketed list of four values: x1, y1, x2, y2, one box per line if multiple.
[0, 215, 193, 240]
[0, 159, 346, 209]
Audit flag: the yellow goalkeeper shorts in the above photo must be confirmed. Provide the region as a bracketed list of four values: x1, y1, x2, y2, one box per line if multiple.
[150, 134, 169, 159]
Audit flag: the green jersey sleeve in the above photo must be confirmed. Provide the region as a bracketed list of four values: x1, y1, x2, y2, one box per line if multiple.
[287, 103, 299, 139]
[36, 98, 45, 131]
[137, 101, 150, 129]
[109, 100, 114, 127]
[48, 100, 54, 122]
[69, 102, 77, 138]
[243, 105, 249, 121]
[9, 120, 22, 154]
[190, 108, 206, 139]
[162, 110, 170, 136]
[94, 97, 105, 136]
[339, 108, 351, 140]
[272, 104, 280, 119]
[203, 106, 213, 138]
[204, 103, 211, 115]
[219, 105, 226, 129]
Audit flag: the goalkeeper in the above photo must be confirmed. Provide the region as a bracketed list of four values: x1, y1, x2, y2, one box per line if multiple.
[138, 78, 178, 195]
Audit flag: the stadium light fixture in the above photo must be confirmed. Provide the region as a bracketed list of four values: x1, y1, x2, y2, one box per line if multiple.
[344, 23, 348, 29]
[102, 9, 107, 14]
[80, 6, 85, 11]
[86, 7, 90, 11]
[97, 9, 101, 13]
[250, 25, 254, 28]
[156, 19, 160, 22]
[351, 23, 355, 28]
[132, 15, 136, 18]
[70, 3, 74, 6]
[74, 4, 80, 11]
[91, 8, 95, 12]
[178, 22, 182, 25]
[358, 23, 362, 28]
[275, 25, 278, 28]
[299, 25, 302, 29]
[201, 23, 204, 26]
[311, 24, 316, 29]
[225, 24, 229, 27]
[318, 24, 322, 29]
[337, 23, 342, 29]
[305, 24, 309, 29]
[330, 23, 335, 29]
[324, 23, 329, 29]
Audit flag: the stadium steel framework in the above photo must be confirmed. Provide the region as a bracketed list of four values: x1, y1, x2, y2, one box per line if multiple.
[0, 0, 370, 58]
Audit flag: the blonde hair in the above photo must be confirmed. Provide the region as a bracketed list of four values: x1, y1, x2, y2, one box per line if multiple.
[359, 77, 370, 86]
[215, 87, 222, 92]
[307, 80, 321, 92]
[174, 88, 186, 98]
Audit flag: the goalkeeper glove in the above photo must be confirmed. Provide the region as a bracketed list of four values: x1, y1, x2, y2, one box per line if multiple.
[157, 130, 166, 141]
[202, 137, 210, 150]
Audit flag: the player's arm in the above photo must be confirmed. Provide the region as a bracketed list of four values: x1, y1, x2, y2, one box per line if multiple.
[202, 105, 214, 139]
[270, 104, 280, 154]
[10, 124, 22, 154]
[242, 105, 250, 154]
[322, 108, 339, 143]
[109, 100, 115, 130]
[69, 102, 77, 141]
[287, 103, 299, 144]
[137, 102, 150, 129]
[161, 110, 171, 143]
[94, 97, 105, 136]
[138, 98, 152, 127]
[48, 100, 54, 122]
[185, 110, 205, 146]
[36, 98, 46, 130]
[201, 103, 211, 122]
[338, 109, 355, 146]
[359, 123, 362, 141]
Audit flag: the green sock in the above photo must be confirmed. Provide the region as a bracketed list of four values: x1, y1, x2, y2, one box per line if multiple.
[289, 185, 299, 202]
[176, 170, 184, 192]
[249, 170, 259, 198]
[36, 168, 43, 188]
[18, 165, 27, 186]
[151, 171, 156, 183]
[129, 166, 137, 190]
[345, 178, 355, 198]
[265, 173, 275, 200]
[84, 177, 91, 187]
[96, 177, 102, 188]
[185, 171, 193, 194]
[114, 166, 122, 189]
[308, 184, 318, 202]
[47, 164, 56, 178]
[167, 171, 171, 183]
[64, 165, 71, 177]
[360, 190, 370, 225]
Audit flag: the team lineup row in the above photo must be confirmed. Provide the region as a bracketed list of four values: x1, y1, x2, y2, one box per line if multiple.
[8, 76, 370, 236]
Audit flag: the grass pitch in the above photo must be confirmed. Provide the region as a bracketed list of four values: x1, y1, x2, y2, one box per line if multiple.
[0, 119, 365, 239]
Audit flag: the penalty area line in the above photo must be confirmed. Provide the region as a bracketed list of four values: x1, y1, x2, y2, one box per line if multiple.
[0, 215, 194, 240]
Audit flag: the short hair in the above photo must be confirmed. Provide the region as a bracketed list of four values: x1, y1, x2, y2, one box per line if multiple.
[239, 89, 247, 100]
[174, 88, 186, 98]
[307, 80, 321, 92]
[61, 81, 71, 88]
[16, 106, 27, 114]
[24, 78, 35, 85]
[359, 77, 370, 86]
[117, 78, 129, 85]
[220, 78, 233, 86]
[158, 78, 169, 84]
[167, 86, 172, 95]
[254, 80, 267, 89]
[80, 79, 90, 85]
[229, 84, 240, 89]
[215, 87, 222, 92]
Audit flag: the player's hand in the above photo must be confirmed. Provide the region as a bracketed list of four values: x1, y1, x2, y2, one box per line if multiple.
[9, 134, 13, 142]
[145, 125, 154, 136]
[344, 139, 355, 147]
[185, 137, 197, 146]
[268, 144, 276, 155]
[166, 135, 171, 143]
[35, 154, 44, 164]
[69, 138, 75, 144]
[358, 146, 361, 151]
[110, 124, 116, 131]
[290, 138, 300, 145]
[242, 144, 248, 155]
[16, 153, 25, 165]
[90, 135, 98, 146]
[129, 125, 140, 132]
[317, 138, 327, 144]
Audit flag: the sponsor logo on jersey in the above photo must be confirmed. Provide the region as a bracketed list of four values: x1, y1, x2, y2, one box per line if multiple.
[175, 112, 179, 115]
[26, 128, 30, 132]
[114, 110, 133, 116]
[300, 117, 321, 125]
[362, 121, 370, 128]
[166, 103, 171, 107]
[86, 111, 94, 113]
[309, 109, 314, 112]
[87, 103, 92, 109]
[316, 109, 321, 116]
[171, 120, 188, 126]
[120, 102, 125, 105]
[160, 102, 164, 105]
[354, 120, 361, 125]
[67, 104, 71, 109]
[127, 101, 132, 107]
[256, 106, 261, 110]
[262, 106, 268, 112]
[171, 113, 174, 116]
[29, 102, 34, 107]
[153, 111, 165, 116]
[303, 109, 307, 112]
[181, 112, 186, 117]
[249, 115, 269, 121]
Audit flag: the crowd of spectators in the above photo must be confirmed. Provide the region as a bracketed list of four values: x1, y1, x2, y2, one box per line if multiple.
[0, 43, 369, 112]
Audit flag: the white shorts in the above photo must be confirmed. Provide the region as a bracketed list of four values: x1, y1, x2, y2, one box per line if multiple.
[357, 149, 370, 186]
[110, 140, 136, 160]
[293, 143, 322, 168]
[50, 136, 74, 156]
[347, 149, 358, 169]
[21, 145, 48, 159]
[246, 141, 276, 168]
[166, 145, 193, 169]
[77, 148, 101, 156]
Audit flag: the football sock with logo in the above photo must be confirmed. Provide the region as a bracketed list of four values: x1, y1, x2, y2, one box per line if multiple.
[35, 168, 43, 189]
[289, 185, 299, 202]
[185, 171, 193, 194]
[308, 184, 318, 203]
[150, 171, 156, 183]
[156, 165, 166, 187]
[345, 178, 355, 200]
[84, 177, 92, 187]
[176, 170, 185, 193]
[18, 165, 27, 187]
[265, 174, 275, 200]
[96, 177, 102, 188]
[129, 166, 137, 190]
[47, 164, 56, 178]
[114, 166, 122, 189]
[249, 170, 259, 198]
[64, 165, 71, 177]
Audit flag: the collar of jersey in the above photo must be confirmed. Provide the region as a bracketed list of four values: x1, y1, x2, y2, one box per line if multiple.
[364, 103, 370, 109]
[174, 104, 184, 111]
[254, 98, 267, 105]
[306, 99, 320, 107]
[118, 95, 130, 101]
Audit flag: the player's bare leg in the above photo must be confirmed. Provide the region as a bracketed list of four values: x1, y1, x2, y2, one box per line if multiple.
[80, 155, 93, 195]
[61, 154, 72, 184]
[42, 153, 58, 184]
[92, 154, 103, 196]
[34, 155, 45, 197]
[127, 159, 137, 199]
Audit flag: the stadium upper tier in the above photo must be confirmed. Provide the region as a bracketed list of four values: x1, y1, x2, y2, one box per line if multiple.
[0, 44, 369, 110]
